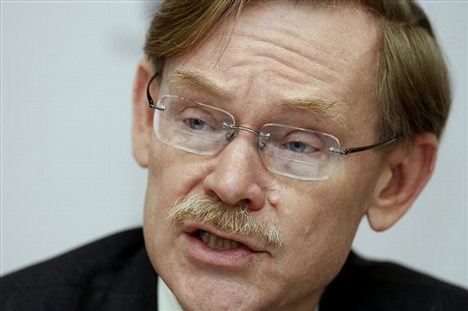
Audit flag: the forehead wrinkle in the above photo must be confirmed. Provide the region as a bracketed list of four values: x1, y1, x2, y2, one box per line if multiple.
[285, 97, 348, 129]
[233, 31, 339, 84]
[167, 67, 232, 99]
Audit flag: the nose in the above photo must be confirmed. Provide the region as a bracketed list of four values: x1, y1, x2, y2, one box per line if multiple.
[202, 132, 267, 211]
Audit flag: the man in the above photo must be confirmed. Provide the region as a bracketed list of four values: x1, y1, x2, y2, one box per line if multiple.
[1, 0, 467, 310]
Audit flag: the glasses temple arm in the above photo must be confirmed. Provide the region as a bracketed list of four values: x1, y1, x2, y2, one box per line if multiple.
[331, 137, 398, 156]
[146, 73, 159, 109]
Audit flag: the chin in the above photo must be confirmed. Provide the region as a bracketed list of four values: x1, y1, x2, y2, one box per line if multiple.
[167, 273, 271, 311]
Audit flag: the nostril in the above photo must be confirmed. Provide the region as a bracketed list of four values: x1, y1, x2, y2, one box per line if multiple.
[236, 198, 251, 210]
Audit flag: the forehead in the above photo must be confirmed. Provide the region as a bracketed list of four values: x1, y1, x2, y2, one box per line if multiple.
[162, 1, 380, 138]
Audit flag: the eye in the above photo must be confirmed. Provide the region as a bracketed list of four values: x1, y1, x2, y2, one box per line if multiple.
[281, 141, 317, 153]
[179, 107, 219, 132]
[185, 118, 210, 131]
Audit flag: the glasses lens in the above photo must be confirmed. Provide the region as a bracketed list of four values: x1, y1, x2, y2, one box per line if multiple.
[153, 95, 235, 155]
[259, 124, 340, 180]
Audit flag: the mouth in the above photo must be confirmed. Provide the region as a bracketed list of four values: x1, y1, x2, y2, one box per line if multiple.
[195, 229, 245, 250]
[182, 224, 267, 267]
[184, 223, 263, 252]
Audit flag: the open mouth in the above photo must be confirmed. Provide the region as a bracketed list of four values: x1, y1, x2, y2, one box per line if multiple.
[195, 230, 245, 250]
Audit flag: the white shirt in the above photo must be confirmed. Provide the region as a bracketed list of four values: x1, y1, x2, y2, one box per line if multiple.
[158, 277, 183, 311]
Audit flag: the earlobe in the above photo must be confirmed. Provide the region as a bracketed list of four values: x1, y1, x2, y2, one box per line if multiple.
[366, 133, 438, 231]
[132, 57, 156, 167]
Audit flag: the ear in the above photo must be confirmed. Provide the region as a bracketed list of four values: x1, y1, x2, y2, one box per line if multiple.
[132, 57, 156, 167]
[366, 132, 438, 231]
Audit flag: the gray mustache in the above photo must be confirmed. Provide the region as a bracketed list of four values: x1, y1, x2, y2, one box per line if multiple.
[168, 196, 284, 248]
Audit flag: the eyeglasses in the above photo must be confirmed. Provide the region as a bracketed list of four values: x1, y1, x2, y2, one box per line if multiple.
[146, 76, 396, 181]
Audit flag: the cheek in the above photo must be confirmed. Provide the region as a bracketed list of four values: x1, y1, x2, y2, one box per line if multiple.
[145, 140, 196, 207]
[273, 180, 370, 288]
[143, 142, 184, 256]
[143, 140, 212, 244]
[285, 188, 362, 251]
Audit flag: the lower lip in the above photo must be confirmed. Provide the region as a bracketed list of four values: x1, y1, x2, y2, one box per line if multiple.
[183, 233, 261, 267]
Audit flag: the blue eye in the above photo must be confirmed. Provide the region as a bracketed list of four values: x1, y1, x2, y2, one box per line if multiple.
[186, 119, 209, 130]
[287, 141, 308, 153]
[280, 141, 318, 154]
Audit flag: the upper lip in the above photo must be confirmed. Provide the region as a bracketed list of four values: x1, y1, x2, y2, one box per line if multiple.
[183, 222, 266, 253]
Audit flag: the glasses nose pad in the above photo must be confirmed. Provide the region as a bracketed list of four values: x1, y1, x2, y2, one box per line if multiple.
[257, 132, 270, 150]
[257, 140, 265, 150]
[225, 131, 236, 141]
[222, 122, 236, 141]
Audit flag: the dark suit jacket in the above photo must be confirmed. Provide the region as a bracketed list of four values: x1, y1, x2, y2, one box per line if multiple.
[1, 228, 467, 310]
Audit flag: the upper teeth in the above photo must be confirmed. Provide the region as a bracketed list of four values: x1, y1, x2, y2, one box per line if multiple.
[199, 231, 242, 250]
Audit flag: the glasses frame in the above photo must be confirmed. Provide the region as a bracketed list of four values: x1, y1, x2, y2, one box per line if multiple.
[146, 73, 397, 178]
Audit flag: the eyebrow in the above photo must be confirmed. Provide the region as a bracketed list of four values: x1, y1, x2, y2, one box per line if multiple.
[167, 67, 346, 127]
[284, 97, 346, 126]
[167, 68, 232, 99]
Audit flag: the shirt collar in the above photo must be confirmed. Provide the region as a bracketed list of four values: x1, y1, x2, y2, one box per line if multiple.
[158, 277, 183, 311]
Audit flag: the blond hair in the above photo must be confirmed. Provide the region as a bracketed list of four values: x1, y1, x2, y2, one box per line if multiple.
[144, 0, 450, 140]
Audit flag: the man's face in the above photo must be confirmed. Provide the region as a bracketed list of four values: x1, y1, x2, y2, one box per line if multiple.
[143, 2, 383, 310]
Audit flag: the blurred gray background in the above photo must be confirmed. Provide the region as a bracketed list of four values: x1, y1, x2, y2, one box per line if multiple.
[1, 1, 467, 289]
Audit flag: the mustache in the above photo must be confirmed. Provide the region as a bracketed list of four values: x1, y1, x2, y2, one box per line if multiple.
[168, 196, 284, 248]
